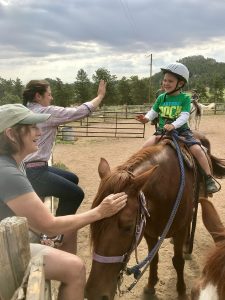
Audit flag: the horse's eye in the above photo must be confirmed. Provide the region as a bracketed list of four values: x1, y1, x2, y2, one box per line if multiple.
[123, 226, 133, 232]
[119, 223, 135, 233]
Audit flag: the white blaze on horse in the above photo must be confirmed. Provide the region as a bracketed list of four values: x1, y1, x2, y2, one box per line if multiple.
[189, 102, 215, 131]
[191, 198, 225, 300]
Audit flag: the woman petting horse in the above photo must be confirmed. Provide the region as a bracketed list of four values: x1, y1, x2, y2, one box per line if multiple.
[191, 198, 225, 300]
[136, 62, 218, 195]
[86, 137, 225, 299]
[0, 104, 127, 300]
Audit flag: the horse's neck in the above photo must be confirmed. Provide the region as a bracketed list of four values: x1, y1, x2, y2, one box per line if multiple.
[131, 146, 168, 176]
[132, 160, 154, 176]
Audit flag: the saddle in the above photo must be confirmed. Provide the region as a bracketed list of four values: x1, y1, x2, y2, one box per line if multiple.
[160, 138, 195, 169]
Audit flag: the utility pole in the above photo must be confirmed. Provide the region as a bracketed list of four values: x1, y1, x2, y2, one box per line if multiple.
[146, 53, 153, 103]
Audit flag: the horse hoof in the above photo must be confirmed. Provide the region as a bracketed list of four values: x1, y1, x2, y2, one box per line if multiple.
[183, 253, 192, 260]
[144, 286, 155, 295]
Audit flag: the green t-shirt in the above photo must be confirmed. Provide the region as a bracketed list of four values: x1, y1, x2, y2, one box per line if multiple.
[153, 92, 191, 129]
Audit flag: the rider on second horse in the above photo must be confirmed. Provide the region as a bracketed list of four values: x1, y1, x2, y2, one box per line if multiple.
[136, 62, 219, 195]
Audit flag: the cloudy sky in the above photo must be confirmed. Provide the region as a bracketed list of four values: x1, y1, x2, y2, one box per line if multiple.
[0, 0, 225, 84]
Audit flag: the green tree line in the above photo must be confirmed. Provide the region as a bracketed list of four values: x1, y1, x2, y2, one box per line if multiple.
[0, 55, 224, 107]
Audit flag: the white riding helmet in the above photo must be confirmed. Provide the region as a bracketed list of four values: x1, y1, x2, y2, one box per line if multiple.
[161, 62, 189, 83]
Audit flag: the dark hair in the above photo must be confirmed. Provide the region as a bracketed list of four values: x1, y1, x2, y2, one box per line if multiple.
[23, 80, 50, 106]
[0, 125, 30, 155]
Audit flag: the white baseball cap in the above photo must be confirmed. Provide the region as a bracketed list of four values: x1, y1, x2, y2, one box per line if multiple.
[0, 103, 50, 133]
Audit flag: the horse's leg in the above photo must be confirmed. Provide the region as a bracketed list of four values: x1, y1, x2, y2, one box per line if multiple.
[143, 234, 159, 296]
[182, 225, 191, 256]
[172, 230, 187, 296]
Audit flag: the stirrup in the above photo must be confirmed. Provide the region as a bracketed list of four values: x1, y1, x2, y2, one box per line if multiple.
[205, 176, 220, 194]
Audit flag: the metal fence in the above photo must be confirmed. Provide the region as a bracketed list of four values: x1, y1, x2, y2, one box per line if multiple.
[57, 111, 146, 139]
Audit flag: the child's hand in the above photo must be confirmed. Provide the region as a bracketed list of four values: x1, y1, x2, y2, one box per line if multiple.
[135, 114, 148, 124]
[164, 124, 175, 132]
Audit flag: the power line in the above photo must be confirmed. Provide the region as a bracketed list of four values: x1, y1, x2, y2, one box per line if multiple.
[118, 0, 139, 40]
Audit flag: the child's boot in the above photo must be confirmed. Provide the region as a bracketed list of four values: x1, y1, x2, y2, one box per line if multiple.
[205, 175, 219, 194]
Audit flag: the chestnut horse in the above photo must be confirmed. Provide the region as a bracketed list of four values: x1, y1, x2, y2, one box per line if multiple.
[191, 198, 225, 300]
[86, 141, 225, 300]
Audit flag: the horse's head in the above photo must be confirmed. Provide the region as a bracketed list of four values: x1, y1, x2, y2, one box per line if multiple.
[86, 157, 157, 300]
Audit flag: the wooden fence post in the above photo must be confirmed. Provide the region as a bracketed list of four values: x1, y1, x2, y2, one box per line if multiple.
[0, 217, 30, 300]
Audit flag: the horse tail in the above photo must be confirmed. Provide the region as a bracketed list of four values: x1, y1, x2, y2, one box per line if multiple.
[210, 155, 225, 178]
[196, 132, 211, 152]
[197, 133, 225, 178]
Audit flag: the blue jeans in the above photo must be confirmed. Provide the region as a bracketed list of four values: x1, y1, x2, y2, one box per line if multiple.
[26, 166, 84, 216]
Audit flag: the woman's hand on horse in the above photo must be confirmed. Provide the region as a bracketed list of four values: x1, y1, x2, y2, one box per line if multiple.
[98, 192, 128, 218]
[135, 114, 148, 124]
[164, 124, 175, 132]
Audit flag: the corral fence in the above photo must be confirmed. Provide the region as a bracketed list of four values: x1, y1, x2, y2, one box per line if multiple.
[57, 103, 225, 140]
[57, 110, 146, 139]
[211, 102, 225, 114]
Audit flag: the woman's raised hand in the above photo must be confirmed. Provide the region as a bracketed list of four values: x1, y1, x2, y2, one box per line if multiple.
[97, 80, 107, 99]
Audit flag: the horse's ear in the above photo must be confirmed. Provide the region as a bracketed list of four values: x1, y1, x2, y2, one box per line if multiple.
[98, 157, 111, 179]
[132, 165, 158, 189]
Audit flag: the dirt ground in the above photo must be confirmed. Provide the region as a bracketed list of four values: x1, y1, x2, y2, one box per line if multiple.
[53, 115, 225, 300]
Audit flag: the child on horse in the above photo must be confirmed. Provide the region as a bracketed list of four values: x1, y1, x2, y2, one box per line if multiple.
[136, 62, 218, 194]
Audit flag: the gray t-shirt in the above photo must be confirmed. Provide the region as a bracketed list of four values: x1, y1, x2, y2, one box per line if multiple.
[0, 155, 33, 208]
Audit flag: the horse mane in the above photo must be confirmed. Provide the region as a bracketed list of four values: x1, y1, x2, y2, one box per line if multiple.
[201, 234, 225, 299]
[117, 144, 163, 172]
[90, 170, 130, 247]
[90, 144, 163, 247]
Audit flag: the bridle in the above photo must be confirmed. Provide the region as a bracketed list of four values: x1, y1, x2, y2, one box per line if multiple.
[92, 191, 149, 266]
